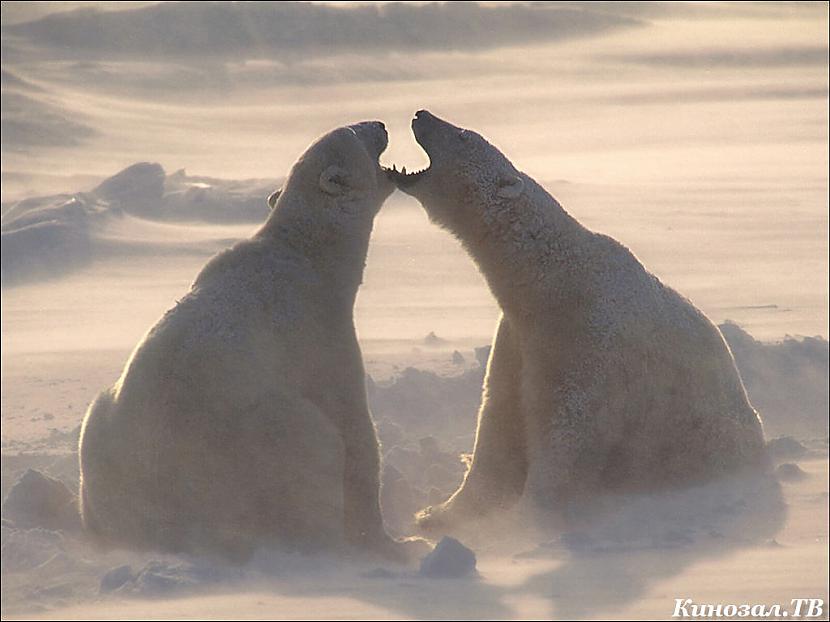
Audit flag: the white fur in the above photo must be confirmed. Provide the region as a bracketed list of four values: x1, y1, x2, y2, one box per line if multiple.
[396, 111, 767, 533]
[78, 123, 405, 560]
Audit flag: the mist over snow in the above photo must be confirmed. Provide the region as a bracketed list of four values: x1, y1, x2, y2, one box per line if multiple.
[1, 1, 826, 341]
[1, 1, 828, 619]
[1, 318, 826, 618]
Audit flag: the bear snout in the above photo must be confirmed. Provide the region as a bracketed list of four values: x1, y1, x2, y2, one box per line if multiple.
[349, 120, 388, 160]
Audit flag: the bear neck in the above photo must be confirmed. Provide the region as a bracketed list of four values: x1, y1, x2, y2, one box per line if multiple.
[257, 196, 374, 309]
[459, 177, 591, 316]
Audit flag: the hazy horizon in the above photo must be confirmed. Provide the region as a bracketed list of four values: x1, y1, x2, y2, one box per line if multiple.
[1, 3, 828, 620]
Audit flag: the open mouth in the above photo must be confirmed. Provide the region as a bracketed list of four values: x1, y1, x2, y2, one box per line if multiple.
[383, 110, 433, 188]
[384, 162, 430, 187]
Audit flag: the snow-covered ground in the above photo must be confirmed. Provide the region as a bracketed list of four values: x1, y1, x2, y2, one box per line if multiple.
[2, 323, 828, 619]
[2, 1, 827, 619]
[2, 179, 828, 618]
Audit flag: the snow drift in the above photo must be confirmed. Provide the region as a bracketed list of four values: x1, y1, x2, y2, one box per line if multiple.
[1, 163, 277, 285]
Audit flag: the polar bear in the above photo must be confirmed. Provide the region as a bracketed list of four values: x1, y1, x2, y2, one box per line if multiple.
[79, 121, 406, 560]
[390, 110, 767, 531]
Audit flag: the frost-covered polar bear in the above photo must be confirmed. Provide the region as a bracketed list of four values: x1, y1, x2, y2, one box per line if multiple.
[390, 111, 766, 531]
[79, 122, 404, 560]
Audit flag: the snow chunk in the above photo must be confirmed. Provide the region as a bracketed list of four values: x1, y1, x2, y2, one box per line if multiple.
[766, 436, 808, 460]
[423, 331, 448, 347]
[1, 526, 67, 572]
[419, 536, 476, 578]
[93, 162, 165, 211]
[776, 463, 808, 481]
[1, 469, 80, 531]
[99, 565, 133, 593]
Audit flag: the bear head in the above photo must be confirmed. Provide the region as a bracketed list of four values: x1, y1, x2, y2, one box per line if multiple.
[268, 120, 394, 221]
[388, 110, 525, 235]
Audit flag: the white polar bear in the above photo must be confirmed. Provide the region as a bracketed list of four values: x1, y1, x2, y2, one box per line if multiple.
[79, 122, 406, 560]
[390, 110, 767, 531]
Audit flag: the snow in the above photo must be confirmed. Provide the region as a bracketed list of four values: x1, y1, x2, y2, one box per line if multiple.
[2, 315, 826, 617]
[1, 164, 278, 285]
[99, 565, 132, 594]
[1, 3, 827, 615]
[1, 469, 80, 532]
[766, 436, 810, 460]
[1, 184, 827, 616]
[721, 323, 829, 438]
[775, 463, 809, 482]
[419, 537, 477, 578]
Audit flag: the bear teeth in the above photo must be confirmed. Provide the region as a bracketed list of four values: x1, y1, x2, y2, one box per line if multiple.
[383, 163, 430, 186]
[384, 166, 426, 176]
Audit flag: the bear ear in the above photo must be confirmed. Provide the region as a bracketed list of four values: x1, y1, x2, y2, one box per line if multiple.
[496, 174, 524, 200]
[267, 189, 281, 210]
[319, 164, 352, 196]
